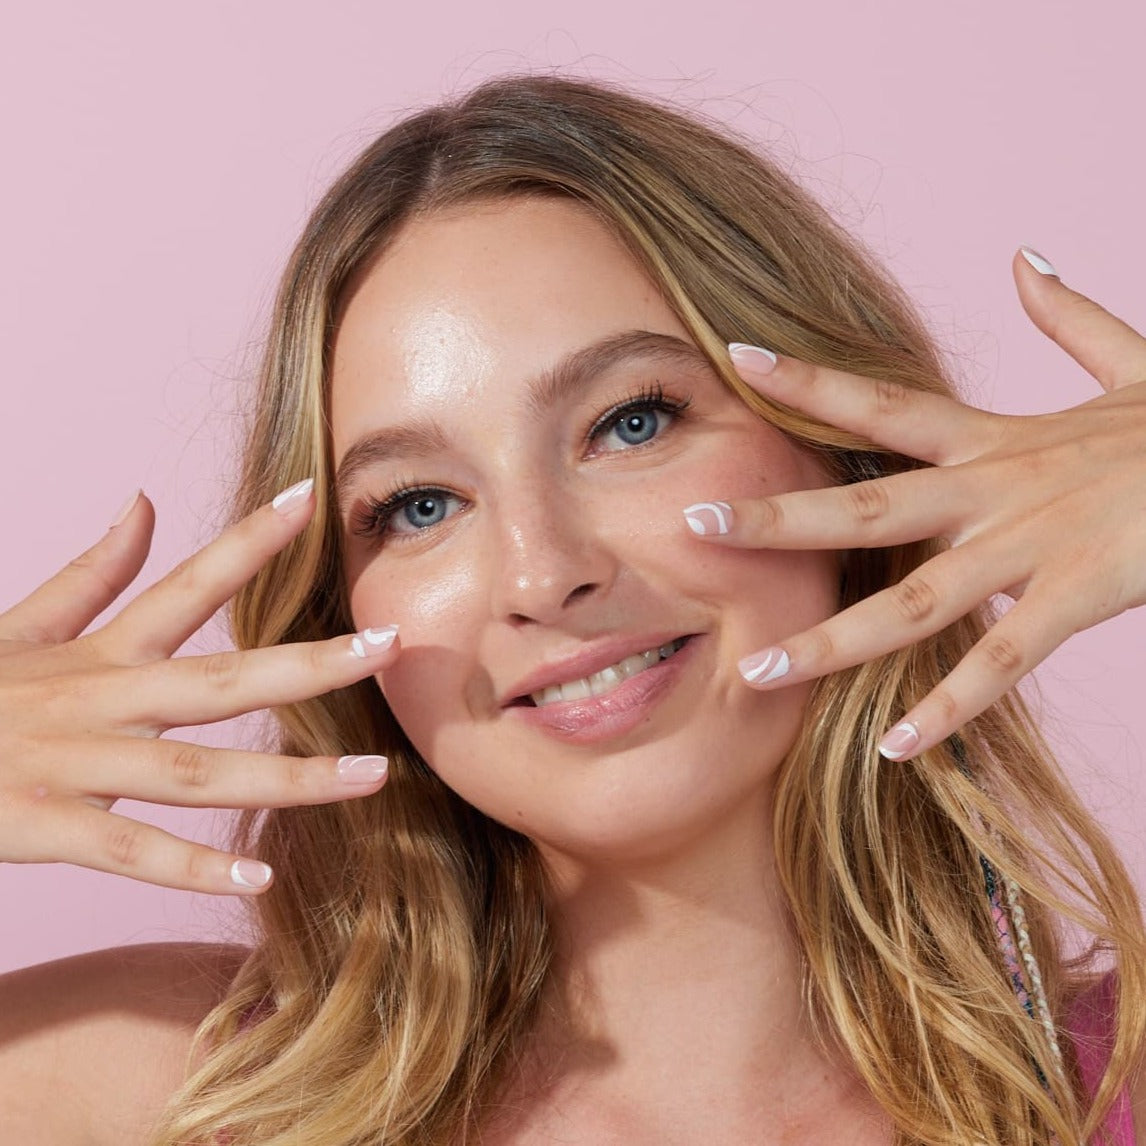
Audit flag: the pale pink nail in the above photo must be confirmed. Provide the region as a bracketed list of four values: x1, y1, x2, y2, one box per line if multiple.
[230, 859, 273, 888]
[739, 647, 790, 685]
[271, 478, 315, 513]
[337, 754, 389, 784]
[878, 722, 920, 760]
[108, 489, 141, 529]
[728, 343, 778, 374]
[350, 624, 399, 658]
[683, 501, 733, 536]
[1019, 247, 1059, 278]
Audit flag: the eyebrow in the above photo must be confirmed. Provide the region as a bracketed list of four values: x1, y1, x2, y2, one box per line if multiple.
[334, 329, 711, 505]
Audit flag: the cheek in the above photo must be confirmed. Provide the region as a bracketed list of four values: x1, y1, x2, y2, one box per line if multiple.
[348, 558, 486, 749]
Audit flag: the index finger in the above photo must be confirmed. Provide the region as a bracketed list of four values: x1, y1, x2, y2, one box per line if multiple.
[95, 478, 317, 663]
[728, 345, 997, 467]
[684, 465, 970, 551]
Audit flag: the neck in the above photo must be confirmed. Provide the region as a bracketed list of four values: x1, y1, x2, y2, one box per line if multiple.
[505, 802, 882, 1142]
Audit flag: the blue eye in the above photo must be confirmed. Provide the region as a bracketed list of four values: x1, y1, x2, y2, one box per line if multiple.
[390, 491, 461, 534]
[593, 387, 689, 453]
[604, 408, 669, 448]
[354, 487, 464, 541]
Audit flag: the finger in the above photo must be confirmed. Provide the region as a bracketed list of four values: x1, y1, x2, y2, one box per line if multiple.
[97, 479, 316, 662]
[14, 797, 276, 895]
[0, 491, 154, 646]
[683, 464, 971, 550]
[736, 537, 1027, 690]
[55, 737, 389, 808]
[874, 582, 1076, 761]
[1014, 248, 1146, 392]
[113, 625, 400, 731]
[726, 344, 996, 466]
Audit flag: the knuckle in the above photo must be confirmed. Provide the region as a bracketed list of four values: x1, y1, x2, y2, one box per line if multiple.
[181, 846, 211, 886]
[928, 688, 959, 726]
[752, 498, 783, 534]
[165, 556, 200, 595]
[170, 744, 213, 789]
[804, 627, 835, 666]
[201, 651, 241, 690]
[288, 755, 310, 791]
[104, 821, 146, 870]
[845, 480, 890, 524]
[979, 633, 1024, 676]
[874, 378, 912, 415]
[889, 575, 938, 625]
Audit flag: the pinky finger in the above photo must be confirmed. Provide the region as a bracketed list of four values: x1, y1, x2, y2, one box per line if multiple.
[33, 800, 274, 896]
[875, 588, 1074, 762]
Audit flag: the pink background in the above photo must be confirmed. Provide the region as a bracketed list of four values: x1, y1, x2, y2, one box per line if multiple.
[1, 1, 1143, 973]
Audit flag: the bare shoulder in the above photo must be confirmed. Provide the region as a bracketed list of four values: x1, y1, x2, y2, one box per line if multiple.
[0, 940, 252, 1146]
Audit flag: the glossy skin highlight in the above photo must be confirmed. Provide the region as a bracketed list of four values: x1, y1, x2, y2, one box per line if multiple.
[330, 197, 839, 871]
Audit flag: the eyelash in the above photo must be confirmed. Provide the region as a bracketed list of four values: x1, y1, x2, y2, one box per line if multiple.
[350, 383, 693, 542]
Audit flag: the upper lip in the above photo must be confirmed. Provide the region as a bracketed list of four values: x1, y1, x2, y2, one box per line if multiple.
[501, 631, 693, 705]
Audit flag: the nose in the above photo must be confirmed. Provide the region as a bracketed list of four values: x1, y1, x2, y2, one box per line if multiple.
[488, 489, 618, 626]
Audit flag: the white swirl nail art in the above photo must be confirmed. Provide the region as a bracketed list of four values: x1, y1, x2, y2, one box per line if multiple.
[271, 478, 315, 511]
[741, 648, 790, 684]
[351, 624, 399, 658]
[683, 501, 733, 536]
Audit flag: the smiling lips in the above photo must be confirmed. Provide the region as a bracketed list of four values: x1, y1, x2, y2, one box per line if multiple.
[528, 637, 689, 707]
[504, 635, 697, 744]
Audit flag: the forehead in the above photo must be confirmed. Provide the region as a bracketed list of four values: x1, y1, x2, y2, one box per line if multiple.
[329, 198, 693, 453]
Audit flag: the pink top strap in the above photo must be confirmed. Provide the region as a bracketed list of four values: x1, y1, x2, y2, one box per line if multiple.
[1067, 971, 1137, 1144]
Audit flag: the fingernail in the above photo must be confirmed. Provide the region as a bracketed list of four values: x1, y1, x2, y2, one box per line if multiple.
[271, 478, 315, 513]
[878, 721, 920, 760]
[683, 501, 733, 536]
[739, 647, 790, 685]
[1019, 247, 1059, 278]
[230, 859, 273, 888]
[109, 489, 141, 529]
[338, 754, 389, 784]
[350, 624, 399, 658]
[729, 343, 778, 374]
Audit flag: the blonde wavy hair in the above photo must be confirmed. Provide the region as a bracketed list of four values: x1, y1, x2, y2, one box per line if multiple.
[148, 74, 1146, 1145]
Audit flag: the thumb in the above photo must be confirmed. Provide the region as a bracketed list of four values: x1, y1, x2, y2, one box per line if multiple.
[1013, 247, 1146, 392]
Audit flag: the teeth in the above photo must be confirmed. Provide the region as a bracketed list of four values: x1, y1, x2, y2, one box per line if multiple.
[530, 639, 686, 708]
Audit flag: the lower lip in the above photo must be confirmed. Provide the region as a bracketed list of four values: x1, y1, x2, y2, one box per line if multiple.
[504, 637, 699, 745]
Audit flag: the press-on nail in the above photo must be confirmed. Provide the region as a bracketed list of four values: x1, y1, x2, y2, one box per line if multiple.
[878, 722, 920, 760]
[683, 501, 733, 536]
[729, 343, 778, 373]
[739, 647, 790, 684]
[338, 754, 389, 784]
[230, 859, 273, 888]
[272, 478, 315, 512]
[1019, 247, 1059, 278]
[351, 625, 399, 658]
[109, 489, 141, 529]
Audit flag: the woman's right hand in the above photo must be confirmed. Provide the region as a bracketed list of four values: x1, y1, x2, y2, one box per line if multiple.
[0, 480, 397, 896]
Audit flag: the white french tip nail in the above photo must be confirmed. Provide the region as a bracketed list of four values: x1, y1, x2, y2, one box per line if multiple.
[683, 501, 733, 536]
[728, 343, 779, 369]
[271, 478, 315, 512]
[1019, 247, 1059, 278]
[878, 721, 921, 760]
[230, 859, 272, 888]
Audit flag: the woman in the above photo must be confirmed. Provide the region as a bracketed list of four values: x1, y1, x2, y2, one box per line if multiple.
[1, 74, 1144, 1144]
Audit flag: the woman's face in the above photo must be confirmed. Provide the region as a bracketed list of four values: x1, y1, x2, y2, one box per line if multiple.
[330, 197, 838, 866]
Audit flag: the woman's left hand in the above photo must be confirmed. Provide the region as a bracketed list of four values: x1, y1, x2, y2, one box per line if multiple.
[684, 248, 1146, 762]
